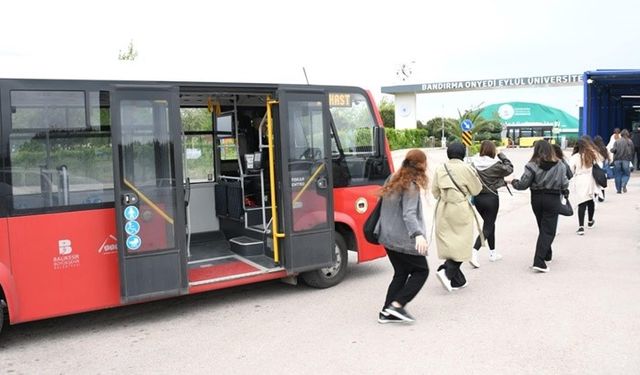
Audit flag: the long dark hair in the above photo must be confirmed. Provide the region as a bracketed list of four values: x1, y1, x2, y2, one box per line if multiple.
[593, 136, 609, 161]
[529, 140, 557, 165]
[552, 144, 565, 160]
[380, 149, 428, 197]
[574, 138, 597, 167]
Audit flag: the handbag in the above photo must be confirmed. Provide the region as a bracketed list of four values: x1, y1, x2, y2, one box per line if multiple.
[604, 161, 614, 179]
[363, 198, 382, 244]
[558, 193, 573, 216]
[592, 163, 607, 188]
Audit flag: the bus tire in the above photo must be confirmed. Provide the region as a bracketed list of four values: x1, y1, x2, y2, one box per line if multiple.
[0, 299, 5, 335]
[301, 232, 348, 289]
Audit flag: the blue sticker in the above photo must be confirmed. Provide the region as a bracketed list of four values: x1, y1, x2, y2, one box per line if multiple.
[124, 220, 140, 235]
[126, 235, 142, 250]
[123, 206, 139, 221]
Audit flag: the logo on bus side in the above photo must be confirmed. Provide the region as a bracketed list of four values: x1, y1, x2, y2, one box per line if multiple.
[53, 239, 80, 270]
[58, 239, 72, 255]
[98, 234, 118, 254]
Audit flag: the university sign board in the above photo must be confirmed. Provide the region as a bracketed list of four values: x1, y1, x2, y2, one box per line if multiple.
[382, 74, 583, 94]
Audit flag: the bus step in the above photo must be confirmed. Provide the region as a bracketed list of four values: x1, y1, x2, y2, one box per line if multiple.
[229, 236, 264, 256]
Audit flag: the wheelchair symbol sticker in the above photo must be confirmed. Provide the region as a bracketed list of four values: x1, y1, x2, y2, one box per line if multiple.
[124, 220, 140, 235]
[124, 206, 139, 221]
[126, 235, 142, 250]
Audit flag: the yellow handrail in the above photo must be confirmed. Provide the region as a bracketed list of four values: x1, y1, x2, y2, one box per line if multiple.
[292, 163, 325, 204]
[266, 97, 285, 265]
[123, 178, 174, 225]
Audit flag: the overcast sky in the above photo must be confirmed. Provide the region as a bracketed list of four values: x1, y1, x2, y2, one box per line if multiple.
[1, 0, 638, 119]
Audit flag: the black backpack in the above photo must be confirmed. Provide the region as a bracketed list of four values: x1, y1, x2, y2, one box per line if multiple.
[363, 198, 382, 244]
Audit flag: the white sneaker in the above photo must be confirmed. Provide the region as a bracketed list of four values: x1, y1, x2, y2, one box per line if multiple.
[469, 249, 480, 268]
[436, 269, 453, 292]
[489, 250, 503, 262]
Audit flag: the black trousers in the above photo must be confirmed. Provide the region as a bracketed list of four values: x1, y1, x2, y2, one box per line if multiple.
[578, 200, 595, 227]
[530, 193, 560, 267]
[383, 249, 428, 309]
[473, 192, 500, 250]
[438, 260, 466, 288]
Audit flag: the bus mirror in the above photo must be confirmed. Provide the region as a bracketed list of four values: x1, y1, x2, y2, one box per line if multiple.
[374, 127, 385, 157]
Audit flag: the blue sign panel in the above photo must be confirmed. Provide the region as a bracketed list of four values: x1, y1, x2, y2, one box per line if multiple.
[124, 220, 140, 235]
[123, 206, 139, 221]
[126, 235, 142, 250]
[461, 119, 474, 131]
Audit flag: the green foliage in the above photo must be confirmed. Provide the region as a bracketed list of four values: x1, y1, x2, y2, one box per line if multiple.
[118, 40, 138, 61]
[385, 128, 430, 150]
[378, 97, 395, 128]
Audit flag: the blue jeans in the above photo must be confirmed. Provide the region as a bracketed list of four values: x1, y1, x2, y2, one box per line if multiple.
[613, 160, 630, 192]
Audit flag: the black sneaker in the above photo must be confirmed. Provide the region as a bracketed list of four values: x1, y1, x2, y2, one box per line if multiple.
[384, 305, 415, 322]
[377, 311, 402, 324]
[576, 227, 585, 235]
[587, 220, 595, 228]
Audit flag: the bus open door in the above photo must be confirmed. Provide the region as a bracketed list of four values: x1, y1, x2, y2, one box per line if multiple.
[111, 86, 188, 303]
[273, 88, 336, 284]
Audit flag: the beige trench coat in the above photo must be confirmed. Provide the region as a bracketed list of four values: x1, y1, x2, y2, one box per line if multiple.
[432, 159, 483, 262]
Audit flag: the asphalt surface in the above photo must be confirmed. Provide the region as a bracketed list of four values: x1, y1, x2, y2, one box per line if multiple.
[0, 148, 639, 374]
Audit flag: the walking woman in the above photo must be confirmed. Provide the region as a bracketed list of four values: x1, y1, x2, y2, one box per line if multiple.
[569, 138, 602, 235]
[469, 140, 514, 267]
[511, 140, 569, 273]
[432, 142, 482, 291]
[553, 144, 574, 181]
[593, 136, 611, 202]
[611, 129, 635, 193]
[375, 149, 429, 323]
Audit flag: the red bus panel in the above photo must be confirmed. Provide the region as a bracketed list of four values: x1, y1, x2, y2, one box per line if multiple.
[7, 209, 121, 323]
[333, 186, 386, 262]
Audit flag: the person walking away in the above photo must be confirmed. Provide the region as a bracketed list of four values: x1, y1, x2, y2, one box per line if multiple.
[611, 129, 635, 193]
[511, 140, 569, 273]
[432, 142, 482, 291]
[593, 136, 611, 201]
[553, 144, 574, 181]
[469, 140, 514, 267]
[375, 149, 429, 323]
[568, 138, 602, 235]
[607, 128, 621, 152]
[632, 126, 640, 170]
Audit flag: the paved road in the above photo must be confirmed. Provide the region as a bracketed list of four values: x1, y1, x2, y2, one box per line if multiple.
[1, 148, 639, 374]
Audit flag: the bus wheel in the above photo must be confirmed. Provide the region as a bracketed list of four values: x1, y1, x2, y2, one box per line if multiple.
[0, 299, 5, 334]
[301, 232, 348, 289]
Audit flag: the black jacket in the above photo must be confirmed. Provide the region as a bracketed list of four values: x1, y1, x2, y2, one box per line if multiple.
[632, 130, 640, 148]
[472, 152, 514, 194]
[512, 160, 569, 194]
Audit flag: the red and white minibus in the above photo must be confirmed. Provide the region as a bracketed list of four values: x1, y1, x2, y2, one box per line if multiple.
[0, 78, 393, 333]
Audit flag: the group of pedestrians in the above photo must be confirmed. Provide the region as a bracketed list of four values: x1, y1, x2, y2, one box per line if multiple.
[374, 131, 635, 323]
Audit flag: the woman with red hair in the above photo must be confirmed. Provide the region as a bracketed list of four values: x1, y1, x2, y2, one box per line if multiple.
[375, 149, 429, 323]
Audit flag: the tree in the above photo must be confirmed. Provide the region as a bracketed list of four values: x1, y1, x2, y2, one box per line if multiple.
[444, 107, 502, 144]
[378, 97, 395, 128]
[118, 40, 138, 61]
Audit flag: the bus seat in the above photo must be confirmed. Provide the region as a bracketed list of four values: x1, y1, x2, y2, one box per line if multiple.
[214, 183, 228, 216]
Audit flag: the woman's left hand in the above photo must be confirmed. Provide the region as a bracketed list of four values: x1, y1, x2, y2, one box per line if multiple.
[415, 235, 428, 255]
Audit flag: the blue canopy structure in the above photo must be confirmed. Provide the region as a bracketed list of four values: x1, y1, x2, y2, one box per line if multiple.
[583, 70, 640, 138]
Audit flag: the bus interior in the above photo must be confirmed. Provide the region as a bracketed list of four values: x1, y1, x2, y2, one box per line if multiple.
[178, 89, 282, 285]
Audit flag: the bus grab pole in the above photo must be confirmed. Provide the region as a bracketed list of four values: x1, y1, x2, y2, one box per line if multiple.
[266, 97, 285, 265]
